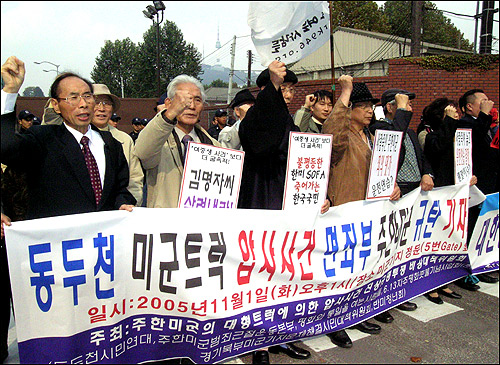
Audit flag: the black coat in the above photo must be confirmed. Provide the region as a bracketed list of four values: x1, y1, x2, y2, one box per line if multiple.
[457, 112, 499, 194]
[238, 82, 299, 210]
[1, 111, 136, 219]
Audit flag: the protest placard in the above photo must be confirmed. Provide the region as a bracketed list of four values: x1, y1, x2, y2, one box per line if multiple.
[6, 185, 486, 364]
[178, 142, 245, 209]
[366, 129, 403, 200]
[454, 128, 473, 185]
[283, 132, 332, 210]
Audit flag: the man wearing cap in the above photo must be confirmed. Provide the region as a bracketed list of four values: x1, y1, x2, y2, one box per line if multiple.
[135, 74, 220, 208]
[129, 117, 143, 143]
[219, 89, 256, 150]
[207, 109, 227, 140]
[109, 113, 121, 128]
[92, 84, 144, 205]
[17, 109, 35, 132]
[368, 87, 433, 320]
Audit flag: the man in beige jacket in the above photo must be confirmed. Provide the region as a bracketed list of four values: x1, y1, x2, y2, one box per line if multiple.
[135, 75, 220, 208]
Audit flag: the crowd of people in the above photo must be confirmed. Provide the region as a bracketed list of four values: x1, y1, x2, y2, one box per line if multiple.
[0, 55, 498, 364]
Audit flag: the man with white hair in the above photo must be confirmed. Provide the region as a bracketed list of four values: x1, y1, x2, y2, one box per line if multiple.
[135, 75, 220, 208]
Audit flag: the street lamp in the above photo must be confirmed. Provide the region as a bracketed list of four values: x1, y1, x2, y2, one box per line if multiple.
[34, 60, 60, 75]
[143, 1, 165, 98]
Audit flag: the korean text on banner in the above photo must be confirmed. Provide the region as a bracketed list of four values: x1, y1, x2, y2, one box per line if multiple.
[468, 192, 499, 274]
[454, 128, 473, 185]
[178, 142, 245, 209]
[283, 132, 332, 210]
[248, 2, 330, 66]
[6, 185, 481, 364]
[366, 130, 403, 200]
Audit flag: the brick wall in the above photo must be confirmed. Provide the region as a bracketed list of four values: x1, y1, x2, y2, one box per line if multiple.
[16, 58, 498, 134]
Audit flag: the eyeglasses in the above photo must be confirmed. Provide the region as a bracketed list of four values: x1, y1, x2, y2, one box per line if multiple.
[95, 99, 114, 108]
[58, 92, 95, 106]
[353, 102, 375, 111]
[280, 86, 296, 94]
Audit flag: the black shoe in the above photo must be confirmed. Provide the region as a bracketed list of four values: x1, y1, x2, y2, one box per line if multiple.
[455, 278, 480, 291]
[374, 310, 394, 323]
[424, 293, 444, 304]
[352, 321, 381, 334]
[438, 288, 462, 299]
[396, 301, 417, 311]
[477, 273, 499, 283]
[252, 350, 270, 364]
[327, 329, 353, 348]
[269, 342, 311, 359]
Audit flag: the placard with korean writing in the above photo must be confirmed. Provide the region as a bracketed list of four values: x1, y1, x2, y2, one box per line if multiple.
[178, 142, 244, 209]
[366, 129, 403, 200]
[454, 128, 473, 185]
[248, 2, 330, 66]
[283, 132, 332, 210]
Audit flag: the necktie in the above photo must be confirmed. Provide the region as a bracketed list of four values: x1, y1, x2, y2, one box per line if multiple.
[181, 135, 193, 164]
[80, 136, 102, 205]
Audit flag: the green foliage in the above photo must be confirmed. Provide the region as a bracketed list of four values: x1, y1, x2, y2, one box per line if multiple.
[91, 21, 202, 98]
[331, 1, 391, 33]
[91, 38, 139, 97]
[204, 79, 239, 89]
[22, 86, 45, 97]
[405, 54, 499, 72]
[382, 1, 473, 51]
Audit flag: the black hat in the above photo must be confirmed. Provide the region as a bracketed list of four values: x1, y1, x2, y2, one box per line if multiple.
[142, 118, 149, 126]
[350, 83, 380, 105]
[18, 110, 35, 120]
[157, 92, 167, 105]
[32, 116, 41, 125]
[215, 109, 227, 117]
[132, 117, 142, 125]
[380, 88, 416, 107]
[229, 89, 256, 109]
[256, 68, 298, 88]
[110, 113, 121, 122]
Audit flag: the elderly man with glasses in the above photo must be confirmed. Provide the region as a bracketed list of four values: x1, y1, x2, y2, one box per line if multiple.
[1, 56, 136, 220]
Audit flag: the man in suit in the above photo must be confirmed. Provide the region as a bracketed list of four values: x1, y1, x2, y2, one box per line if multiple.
[1, 56, 136, 220]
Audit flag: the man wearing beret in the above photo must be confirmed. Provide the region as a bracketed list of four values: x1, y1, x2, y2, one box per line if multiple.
[219, 89, 256, 150]
[369, 88, 433, 322]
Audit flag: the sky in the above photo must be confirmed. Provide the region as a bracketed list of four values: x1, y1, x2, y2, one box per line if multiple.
[1, 1, 498, 96]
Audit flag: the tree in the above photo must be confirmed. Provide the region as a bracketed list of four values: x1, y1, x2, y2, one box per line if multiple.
[91, 38, 139, 98]
[22, 86, 45, 97]
[134, 20, 203, 98]
[331, 1, 391, 34]
[204, 79, 239, 89]
[382, 1, 473, 51]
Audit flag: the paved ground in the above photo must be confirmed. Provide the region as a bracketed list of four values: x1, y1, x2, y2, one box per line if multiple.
[5, 274, 499, 364]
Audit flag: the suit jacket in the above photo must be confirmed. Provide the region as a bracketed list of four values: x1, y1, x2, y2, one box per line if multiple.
[135, 111, 220, 208]
[1, 111, 136, 219]
[238, 82, 299, 210]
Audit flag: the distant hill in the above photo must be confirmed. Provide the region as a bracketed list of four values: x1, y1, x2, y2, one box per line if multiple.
[199, 64, 263, 88]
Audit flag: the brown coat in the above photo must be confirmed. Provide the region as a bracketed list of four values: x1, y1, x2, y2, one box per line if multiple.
[322, 100, 373, 206]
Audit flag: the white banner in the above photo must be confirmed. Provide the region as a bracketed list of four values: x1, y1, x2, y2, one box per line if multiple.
[367, 130, 403, 200]
[178, 142, 244, 209]
[454, 129, 473, 185]
[283, 132, 332, 210]
[248, 2, 330, 66]
[6, 184, 489, 364]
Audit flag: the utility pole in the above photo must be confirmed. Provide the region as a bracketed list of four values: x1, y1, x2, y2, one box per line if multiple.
[329, 1, 335, 92]
[479, 0, 495, 54]
[411, 1, 423, 57]
[247, 50, 252, 88]
[227, 35, 236, 105]
[474, 1, 481, 54]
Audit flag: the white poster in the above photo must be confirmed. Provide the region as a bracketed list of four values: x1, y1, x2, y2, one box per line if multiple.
[178, 142, 245, 209]
[248, 2, 330, 66]
[283, 132, 332, 210]
[366, 130, 403, 200]
[454, 128, 473, 185]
